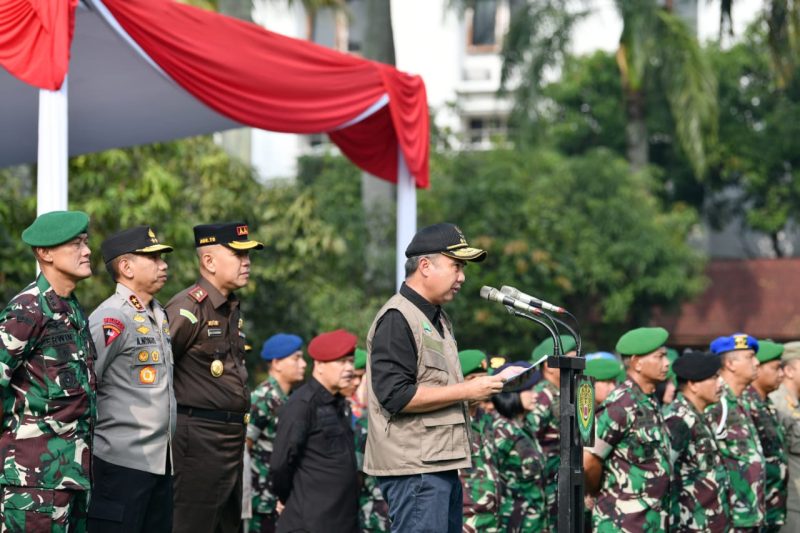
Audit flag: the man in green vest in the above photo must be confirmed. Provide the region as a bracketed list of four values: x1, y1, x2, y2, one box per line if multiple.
[364, 223, 505, 533]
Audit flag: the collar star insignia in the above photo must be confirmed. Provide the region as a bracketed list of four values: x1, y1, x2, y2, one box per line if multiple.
[129, 295, 145, 312]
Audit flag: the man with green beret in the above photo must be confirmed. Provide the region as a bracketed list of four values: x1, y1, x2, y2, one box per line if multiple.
[584, 352, 623, 406]
[0, 211, 96, 531]
[770, 341, 800, 532]
[663, 350, 731, 531]
[86, 225, 176, 531]
[457, 349, 502, 533]
[705, 333, 766, 530]
[165, 222, 264, 532]
[583, 327, 672, 532]
[526, 333, 576, 529]
[247, 333, 306, 533]
[743, 340, 788, 532]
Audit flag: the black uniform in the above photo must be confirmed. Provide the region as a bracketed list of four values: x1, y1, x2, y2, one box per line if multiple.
[271, 377, 359, 533]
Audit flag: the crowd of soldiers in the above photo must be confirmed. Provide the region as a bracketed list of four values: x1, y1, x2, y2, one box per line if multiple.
[2, 210, 800, 533]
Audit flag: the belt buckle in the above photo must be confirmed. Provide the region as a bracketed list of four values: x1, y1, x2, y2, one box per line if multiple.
[244, 413, 251, 425]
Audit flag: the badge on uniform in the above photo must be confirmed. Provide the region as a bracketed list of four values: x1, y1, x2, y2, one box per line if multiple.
[136, 325, 150, 335]
[179, 308, 198, 324]
[129, 295, 145, 312]
[208, 320, 222, 337]
[151, 350, 160, 362]
[138, 350, 149, 362]
[210, 359, 224, 377]
[103, 317, 124, 346]
[133, 314, 146, 323]
[139, 365, 157, 385]
[422, 322, 432, 334]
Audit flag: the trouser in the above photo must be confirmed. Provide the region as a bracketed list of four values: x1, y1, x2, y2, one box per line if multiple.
[172, 412, 246, 533]
[781, 510, 800, 533]
[378, 471, 462, 533]
[248, 512, 277, 533]
[0, 485, 87, 532]
[87, 455, 172, 532]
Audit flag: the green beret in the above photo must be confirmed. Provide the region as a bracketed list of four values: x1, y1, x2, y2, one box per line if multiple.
[459, 349, 487, 377]
[531, 335, 577, 362]
[585, 358, 623, 381]
[354, 348, 367, 370]
[22, 211, 89, 247]
[616, 327, 669, 356]
[757, 340, 783, 364]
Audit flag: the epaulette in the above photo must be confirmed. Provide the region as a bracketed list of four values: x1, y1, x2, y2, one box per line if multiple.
[188, 285, 208, 303]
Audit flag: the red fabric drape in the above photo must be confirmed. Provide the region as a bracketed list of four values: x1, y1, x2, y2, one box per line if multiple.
[101, 0, 429, 187]
[0, 0, 77, 90]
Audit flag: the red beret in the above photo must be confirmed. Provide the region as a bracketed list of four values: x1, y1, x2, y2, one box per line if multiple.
[308, 329, 358, 362]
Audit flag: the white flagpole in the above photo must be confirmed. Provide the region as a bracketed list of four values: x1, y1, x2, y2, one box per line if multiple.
[396, 148, 417, 290]
[37, 76, 69, 215]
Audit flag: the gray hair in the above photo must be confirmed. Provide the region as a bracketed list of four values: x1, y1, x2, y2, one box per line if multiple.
[404, 254, 439, 278]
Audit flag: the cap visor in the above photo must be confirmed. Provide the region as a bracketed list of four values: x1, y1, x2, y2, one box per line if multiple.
[442, 247, 487, 262]
[227, 240, 264, 251]
[136, 244, 174, 254]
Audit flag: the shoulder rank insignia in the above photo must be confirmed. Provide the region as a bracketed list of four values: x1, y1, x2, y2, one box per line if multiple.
[129, 295, 145, 312]
[102, 317, 125, 346]
[179, 308, 198, 324]
[188, 285, 208, 303]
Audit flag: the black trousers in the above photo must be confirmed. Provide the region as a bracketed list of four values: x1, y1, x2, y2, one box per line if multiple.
[87, 455, 173, 533]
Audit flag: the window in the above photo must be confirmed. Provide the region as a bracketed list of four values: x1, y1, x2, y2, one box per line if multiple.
[465, 115, 508, 147]
[468, 0, 498, 51]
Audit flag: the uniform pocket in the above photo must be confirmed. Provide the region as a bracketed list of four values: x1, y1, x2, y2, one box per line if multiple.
[420, 409, 468, 462]
[1, 486, 57, 530]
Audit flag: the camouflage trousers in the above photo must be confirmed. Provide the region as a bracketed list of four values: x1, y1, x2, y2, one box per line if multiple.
[247, 511, 277, 533]
[0, 485, 88, 532]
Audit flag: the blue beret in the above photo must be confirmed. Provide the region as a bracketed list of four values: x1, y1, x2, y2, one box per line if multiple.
[261, 333, 303, 361]
[710, 333, 759, 355]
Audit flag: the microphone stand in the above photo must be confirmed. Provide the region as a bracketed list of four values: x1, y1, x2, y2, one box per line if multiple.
[510, 308, 588, 533]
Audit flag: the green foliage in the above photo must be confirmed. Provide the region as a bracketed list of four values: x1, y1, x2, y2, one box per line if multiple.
[421, 147, 705, 355]
[0, 166, 36, 302]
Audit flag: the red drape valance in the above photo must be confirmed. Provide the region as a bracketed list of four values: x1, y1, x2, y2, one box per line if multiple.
[0, 0, 77, 90]
[99, 0, 429, 186]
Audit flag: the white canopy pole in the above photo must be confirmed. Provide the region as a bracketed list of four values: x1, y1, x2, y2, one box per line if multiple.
[37, 77, 69, 215]
[396, 148, 417, 290]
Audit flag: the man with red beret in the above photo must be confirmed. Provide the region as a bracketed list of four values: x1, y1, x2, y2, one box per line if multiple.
[271, 329, 359, 533]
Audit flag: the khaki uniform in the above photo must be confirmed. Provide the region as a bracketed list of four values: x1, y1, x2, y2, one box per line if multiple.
[770, 383, 800, 532]
[166, 276, 250, 533]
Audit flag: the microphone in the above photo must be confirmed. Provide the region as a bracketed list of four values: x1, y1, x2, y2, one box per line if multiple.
[500, 285, 566, 314]
[480, 286, 543, 315]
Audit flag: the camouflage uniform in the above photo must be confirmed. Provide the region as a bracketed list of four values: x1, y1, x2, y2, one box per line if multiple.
[663, 392, 730, 532]
[524, 378, 560, 529]
[353, 416, 389, 532]
[489, 410, 548, 532]
[460, 407, 502, 533]
[587, 378, 671, 532]
[247, 375, 287, 532]
[743, 386, 787, 531]
[705, 382, 766, 529]
[0, 274, 97, 532]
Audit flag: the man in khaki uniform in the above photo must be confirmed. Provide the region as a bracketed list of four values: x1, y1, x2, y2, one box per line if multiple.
[770, 341, 800, 532]
[166, 222, 263, 533]
[364, 223, 505, 533]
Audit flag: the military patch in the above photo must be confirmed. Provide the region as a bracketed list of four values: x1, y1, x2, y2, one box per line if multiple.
[576, 376, 595, 445]
[136, 336, 156, 346]
[138, 350, 149, 362]
[138, 365, 157, 384]
[102, 317, 124, 346]
[188, 285, 207, 303]
[136, 325, 150, 335]
[208, 327, 222, 337]
[129, 295, 145, 312]
[151, 350, 160, 362]
[734, 334, 749, 350]
[179, 308, 198, 324]
[236, 225, 249, 236]
[238, 318, 243, 329]
[208, 320, 220, 327]
[422, 322, 432, 334]
[132, 314, 146, 323]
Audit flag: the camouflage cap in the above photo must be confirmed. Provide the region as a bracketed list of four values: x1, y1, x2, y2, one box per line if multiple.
[616, 327, 669, 356]
[459, 349, 487, 376]
[531, 334, 577, 362]
[22, 210, 89, 247]
[354, 348, 367, 370]
[782, 341, 800, 363]
[756, 340, 784, 364]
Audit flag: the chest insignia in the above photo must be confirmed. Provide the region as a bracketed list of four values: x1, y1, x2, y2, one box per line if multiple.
[133, 314, 145, 323]
[136, 325, 150, 335]
[179, 308, 198, 324]
[422, 322, 432, 334]
[138, 350, 150, 362]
